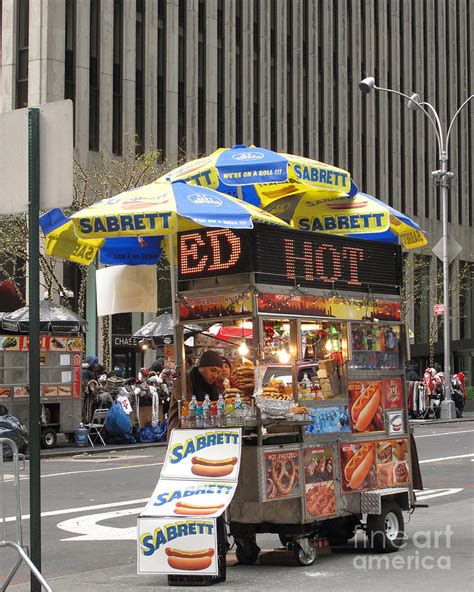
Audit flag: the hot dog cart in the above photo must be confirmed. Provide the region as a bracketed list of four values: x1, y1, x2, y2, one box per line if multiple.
[175, 223, 420, 566]
[0, 334, 84, 448]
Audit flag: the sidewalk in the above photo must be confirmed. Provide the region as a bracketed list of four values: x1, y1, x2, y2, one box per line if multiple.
[409, 410, 474, 427]
[38, 437, 166, 460]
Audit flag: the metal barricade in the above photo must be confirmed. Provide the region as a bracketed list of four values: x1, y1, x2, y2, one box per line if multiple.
[0, 438, 52, 591]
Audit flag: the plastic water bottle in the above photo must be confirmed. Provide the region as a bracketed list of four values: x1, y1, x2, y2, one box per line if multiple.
[234, 393, 244, 425]
[75, 423, 88, 447]
[195, 403, 204, 428]
[189, 395, 197, 427]
[210, 401, 218, 426]
[217, 394, 226, 427]
[202, 394, 211, 427]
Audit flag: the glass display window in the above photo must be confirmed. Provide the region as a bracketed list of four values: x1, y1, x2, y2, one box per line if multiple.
[348, 323, 401, 371]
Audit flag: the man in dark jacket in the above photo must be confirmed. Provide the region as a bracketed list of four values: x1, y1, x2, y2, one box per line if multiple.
[406, 363, 420, 381]
[168, 350, 223, 435]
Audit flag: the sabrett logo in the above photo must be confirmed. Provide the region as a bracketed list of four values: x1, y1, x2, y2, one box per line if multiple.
[140, 520, 214, 556]
[293, 164, 348, 188]
[154, 483, 234, 506]
[169, 431, 239, 464]
[298, 213, 385, 232]
[78, 213, 172, 235]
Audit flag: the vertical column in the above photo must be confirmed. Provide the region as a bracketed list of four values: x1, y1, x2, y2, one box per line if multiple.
[75, 0, 90, 162]
[349, 1, 362, 182]
[375, 3, 389, 203]
[166, 0, 179, 164]
[0, 0, 16, 112]
[99, 0, 114, 155]
[363, 0, 375, 192]
[447, 0, 459, 226]
[205, 0, 218, 153]
[144, 0, 158, 152]
[307, 0, 318, 157]
[224, 0, 236, 145]
[292, 0, 303, 154]
[390, 2, 401, 209]
[259, 0, 271, 148]
[186, 0, 198, 158]
[457, 0, 470, 230]
[275, 0, 286, 150]
[413, 0, 426, 220]
[402, 0, 414, 215]
[29, 0, 66, 106]
[336, 0, 348, 169]
[241, 1, 252, 145]
[322, 0, 333, 163]
[122, 0, 136, 156]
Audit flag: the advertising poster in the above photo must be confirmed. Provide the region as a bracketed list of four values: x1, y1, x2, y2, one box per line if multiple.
[262, 447, 301, 501]
[340, 441, 377, 493]
[43, 386, 58, 397]
[162, 428, 242, 482]
[67, 337, 83, 351]
[0, 336, 20, 351]
[142, 479, 237, 518]
[13, 386, 28, 398]
[303, 447, 336, 518]
[385, 410, 405, 435]
[375, 439, 410, 487]
[383, 378, 403, 409]
[348, 381, 384, 434]
[305, 405, 350, 435]
[73, 353, 82, 397]
[137, 516, 218, 576]
[0, 386, 11, 398]
[50, 337, 68, 351]
[179, 293, 253, 321]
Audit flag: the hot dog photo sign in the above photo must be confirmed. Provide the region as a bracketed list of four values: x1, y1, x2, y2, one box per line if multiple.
[161, 429, 242, 482]
[138, 517, 218, 575]
[142, 479, 237, 518]
[348, 381, 385, 434]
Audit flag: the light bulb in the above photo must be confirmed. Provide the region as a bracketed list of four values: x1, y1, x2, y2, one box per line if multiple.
[238, 341, 249, 356]
[325, 339, 333, 352]
[278, 348, 291, 364]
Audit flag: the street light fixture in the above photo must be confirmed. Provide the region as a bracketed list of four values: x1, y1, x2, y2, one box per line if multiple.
[359, 76, 473, 419]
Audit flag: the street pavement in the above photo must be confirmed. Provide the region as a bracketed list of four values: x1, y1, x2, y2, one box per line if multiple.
[1, 422, 473, 591]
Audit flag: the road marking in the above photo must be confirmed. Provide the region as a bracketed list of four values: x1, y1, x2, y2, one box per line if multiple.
[57, 508, 140, 541]
[3, 497, 148, 524]
[419, 453, 474, 463]
[414, 488, 464, 500]
[416, 429, 474, 438]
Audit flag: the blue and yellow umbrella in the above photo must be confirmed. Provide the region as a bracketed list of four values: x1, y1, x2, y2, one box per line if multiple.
[264, 191, 428, 250]
[40, 180, 288, 266]
[160, 145, 358, 206]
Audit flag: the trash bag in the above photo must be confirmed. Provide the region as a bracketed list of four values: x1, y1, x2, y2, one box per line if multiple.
[153, 419, 168, 442]
[105, 400, 132, 437]
[0, 414, 29, 459]
[138, 425, 155, 443]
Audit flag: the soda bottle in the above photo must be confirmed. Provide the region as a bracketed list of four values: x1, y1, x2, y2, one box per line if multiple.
[210, 401, 218, 426]
[202, 394, 211, 427]
[195, 402, 204, 428]
[181, 401, 189, 428]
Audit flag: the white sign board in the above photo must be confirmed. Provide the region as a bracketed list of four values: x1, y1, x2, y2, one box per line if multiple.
[96, 265, 158, 316]
[0, 100, 73, 214]
[137, 516, 218, 575]
[161, 428, 242, 482]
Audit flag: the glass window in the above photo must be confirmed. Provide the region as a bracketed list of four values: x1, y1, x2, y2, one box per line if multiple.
[348, 323, 401, 371]
[16, 0, 29, 109]
[135, 0, 145, 154]
[89, 0, 100, 151]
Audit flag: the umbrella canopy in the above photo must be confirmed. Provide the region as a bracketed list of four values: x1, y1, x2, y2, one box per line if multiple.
[160, 145, 358, 207]
[1, 300, 87, 333]
[134, 312, 202, 340]
[40, 180, 288, 266]
[264, 191, 428, 250]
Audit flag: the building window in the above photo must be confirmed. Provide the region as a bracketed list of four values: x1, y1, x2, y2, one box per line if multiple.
[235, 0, 242, 145]
[253, 0, 260, 146]
[135, 0, 145, 155]
[198, 0, 206, 155]
[112, 0, 123, 156]
[16, 0, 29, 109]
[89, 0, 100, 151]
[178, 0, 187, 155]
[216, 0, 225, 147]
[413, 255, 431, 344]
[460, 262, 474, 340]
[157, 0, 166, 160]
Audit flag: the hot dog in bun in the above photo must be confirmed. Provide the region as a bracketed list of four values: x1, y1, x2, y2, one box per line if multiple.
[173, 501, 225, 516]
[344, 444, 374, 490]
[166, 547, 215, 571]
[351, 383, 381, 432]
[191, 456, 238, 478]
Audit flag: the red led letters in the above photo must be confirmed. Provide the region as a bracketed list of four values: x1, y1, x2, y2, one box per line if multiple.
[179, 229, 242, 275]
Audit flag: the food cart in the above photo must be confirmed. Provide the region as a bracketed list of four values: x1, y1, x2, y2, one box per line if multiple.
[0, 334, 84, 448]
[137, 223, 420, 582]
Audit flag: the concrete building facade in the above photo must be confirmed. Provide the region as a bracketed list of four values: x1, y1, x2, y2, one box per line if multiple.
[1, 0, 473, 385]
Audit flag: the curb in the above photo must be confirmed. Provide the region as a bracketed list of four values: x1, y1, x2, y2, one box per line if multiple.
[37, 440, 167, 460]
[410, 416, 474, 426]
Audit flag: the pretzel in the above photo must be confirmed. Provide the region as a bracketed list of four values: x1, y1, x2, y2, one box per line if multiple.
[271, 458, 297, 496]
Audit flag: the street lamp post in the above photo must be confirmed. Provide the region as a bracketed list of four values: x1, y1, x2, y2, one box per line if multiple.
[359, 76, 473, 419]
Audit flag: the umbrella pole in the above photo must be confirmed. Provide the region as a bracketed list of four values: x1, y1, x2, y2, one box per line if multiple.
[169, 237, 179, 368]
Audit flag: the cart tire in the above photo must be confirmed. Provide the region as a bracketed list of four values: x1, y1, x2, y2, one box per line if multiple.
[293, 540, 317, 566]
[235, 540, 260, 565]
[366, 501, 405, 553]
[41, 428, 57, 449]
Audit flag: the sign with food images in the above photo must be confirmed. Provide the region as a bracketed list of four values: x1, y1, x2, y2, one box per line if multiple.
[162, 429, 242, 482]
[261, 446, 302, 502]
[340, 441, 377, 493]
[383, 377, 403, 409]
[348, 381, 385, 434]
[137, 516, 218, 575]
[375, 439, 410, 487]
[385, 410, 405, 435]
[303, 446, 336, 518]
[142, 480, 237, 518]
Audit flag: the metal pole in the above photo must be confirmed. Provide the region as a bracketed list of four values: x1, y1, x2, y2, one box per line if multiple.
[439, 152, 455, 419]
[28, 107, 42, 591]
[169, 236, 179, 366]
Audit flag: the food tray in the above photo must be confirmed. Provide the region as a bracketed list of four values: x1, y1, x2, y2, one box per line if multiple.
[255, 396, 293, 419]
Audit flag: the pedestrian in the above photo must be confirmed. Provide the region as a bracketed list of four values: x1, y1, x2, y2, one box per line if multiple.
[168, 350, 224, 435]
[81, 355, 99, 385]
[405, 362, 420, 382]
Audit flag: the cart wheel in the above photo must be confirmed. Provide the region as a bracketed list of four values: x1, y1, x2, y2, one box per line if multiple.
[293, 540, 317, 566]
[40, 428, 57, 449]
[235, 539, 260, 565]
[278, 533, 293, 548]
[366, 501, 405, 553]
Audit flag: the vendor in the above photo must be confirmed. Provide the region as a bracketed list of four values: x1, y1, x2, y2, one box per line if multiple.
[168, 350, 224, 435]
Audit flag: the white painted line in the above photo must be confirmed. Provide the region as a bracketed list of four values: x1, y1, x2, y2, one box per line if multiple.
[57, 508, 140, 541]
[2, 497, 148, 524]
[416, 429, 474, 438]
[414, 488, 463, 500]
[419, 453, 474, 464]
